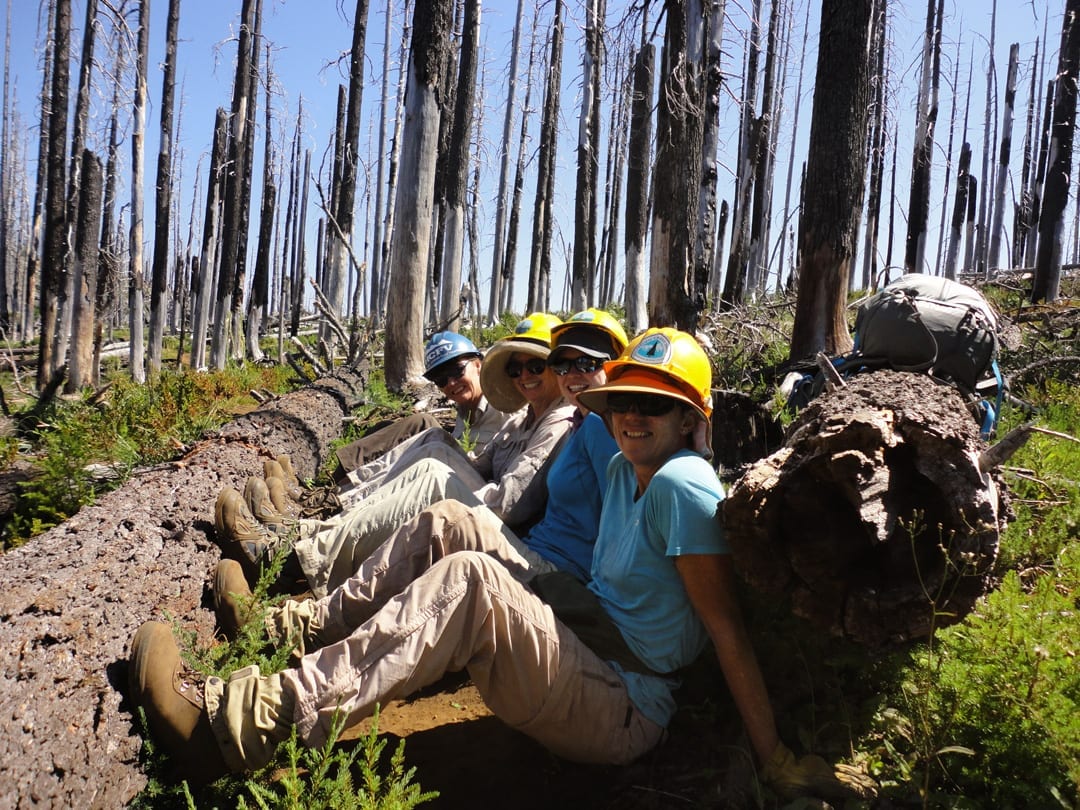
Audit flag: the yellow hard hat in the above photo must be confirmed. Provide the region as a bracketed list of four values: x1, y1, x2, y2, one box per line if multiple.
[550, 308, 629, 360]
[577, 327, 713, 420]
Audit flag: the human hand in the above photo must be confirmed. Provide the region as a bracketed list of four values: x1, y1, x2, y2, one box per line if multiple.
[761, 742, 877, 802]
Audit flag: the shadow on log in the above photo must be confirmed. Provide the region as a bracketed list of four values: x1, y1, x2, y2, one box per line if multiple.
[0, 365, 366, 808]
[722, 370, 1005, 647]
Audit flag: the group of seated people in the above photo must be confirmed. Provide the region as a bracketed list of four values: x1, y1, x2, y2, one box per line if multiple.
[128, 311, 861, 800]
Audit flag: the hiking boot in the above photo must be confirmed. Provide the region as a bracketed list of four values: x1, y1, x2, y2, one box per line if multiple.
[129, 621, 227, 784]
[215, 487, 275, 570]
[244, 476, 296, 529]
[276, 454, 301, 489]
[214, 560, 254, 641]
[265, 476, 300, 518]
[266, 456, 306, 502]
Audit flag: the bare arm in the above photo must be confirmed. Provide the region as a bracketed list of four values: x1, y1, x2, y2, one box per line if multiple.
[675, 553, 780, 765]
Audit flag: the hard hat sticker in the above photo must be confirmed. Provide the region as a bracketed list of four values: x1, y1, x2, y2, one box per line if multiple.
[632, 333, 672, 365]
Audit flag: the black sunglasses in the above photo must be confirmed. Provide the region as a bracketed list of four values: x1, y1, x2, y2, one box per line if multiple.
[505, 358, 549, 379]
[549, 355, 606, 376]
[427, 361, 470, 388]
[607, 392, 679, 416]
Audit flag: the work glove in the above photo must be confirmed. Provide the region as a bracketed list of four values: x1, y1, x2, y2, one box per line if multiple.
[762, 742, 878, 803]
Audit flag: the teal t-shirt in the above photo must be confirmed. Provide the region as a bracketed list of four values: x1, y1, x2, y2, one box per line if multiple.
[588, 449, 727, 727]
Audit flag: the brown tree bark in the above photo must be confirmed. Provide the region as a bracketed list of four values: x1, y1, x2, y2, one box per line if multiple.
[0, 367, 366, 806]
[649, 0, 705, 329]
[788, 0, 872, 361]
[66, 149, 103, 392]
[723, 371, 1004, 646]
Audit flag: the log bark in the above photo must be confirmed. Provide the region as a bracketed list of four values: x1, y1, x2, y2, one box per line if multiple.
[0, 367, 366, 807]
[723, 371, 1004, 647]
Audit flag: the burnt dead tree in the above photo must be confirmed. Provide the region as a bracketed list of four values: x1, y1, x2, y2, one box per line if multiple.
[788, 0, 873, 360]
[147, 0, 180, 373]
[526, 0, 564, 314]
[0, 367, 367, 806]
[723, 371, 1005, 646]
[1031, 0, 1080, 303]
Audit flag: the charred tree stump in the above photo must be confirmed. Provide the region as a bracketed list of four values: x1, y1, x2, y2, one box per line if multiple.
[723, 370, 1004, 646]
[0, 366, 365, 808]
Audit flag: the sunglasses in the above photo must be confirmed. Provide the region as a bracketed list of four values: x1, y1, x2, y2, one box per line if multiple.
[427, 362, 470, 388]
[607, 392, 679, 416]
[549, 355, 606, 376]
[505, 358, 549, 379]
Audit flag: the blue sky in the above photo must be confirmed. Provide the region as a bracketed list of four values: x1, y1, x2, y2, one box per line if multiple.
[2, 0, 1059, 314]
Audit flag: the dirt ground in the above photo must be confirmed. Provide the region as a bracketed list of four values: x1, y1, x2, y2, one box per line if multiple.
[337, 666, 773, 810]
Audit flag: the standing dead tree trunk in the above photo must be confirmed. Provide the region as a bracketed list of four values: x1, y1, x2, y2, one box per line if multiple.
[860, 0, 888, 289]
[369, 0, 396, 323]
[438, 0, 479, 329]
[624, 25, 653, 334]
[247, 44, 275, 363]
[527, 0, 563, 314]
[322, 0, 370, 358]
[974, 0, 998, 276]
[66, 150, 102, 392]
[384, 0, 452, 390]
[209, 0, 255, 369]
[148, 0, 179, 373]
[487, 0, 525, 322]
[189, 109, 228, 371]
[1031, 0, 1080, 303]
[987, 42, 1019, 273]
[37, 0, 70, 389]
[649, 0, 706, 329]
[0, 366, 367, 807]
[724, 371, 1005, 646]
[570, 0, 605, 311]
[903, 0, 943, 275]
[501, 16, 539, 315]
[697, 0, 725, 307]
[721, 0, 763, 308]
[788, 0, 872, 361]
[127, 0, 149, 383]
[943, 142, 972, 280]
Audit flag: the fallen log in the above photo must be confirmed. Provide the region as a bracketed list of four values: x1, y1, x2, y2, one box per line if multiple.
[0, 365, 366, 808]
[722, 370, 1006, 646]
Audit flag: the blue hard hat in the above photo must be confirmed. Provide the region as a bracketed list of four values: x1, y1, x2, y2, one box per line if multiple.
[423, 332, 481, 377]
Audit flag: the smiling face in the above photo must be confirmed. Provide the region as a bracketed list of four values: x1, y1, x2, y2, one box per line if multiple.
[552, 349, 607, 412]
[610, 397, 698, 491]
[508, 351, 561, 413]
[434, 356, 483, 409]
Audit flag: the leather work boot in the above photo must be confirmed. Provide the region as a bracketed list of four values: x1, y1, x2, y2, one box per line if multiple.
[214, 559, 254, 641]
[276, 454, 302, 489]
[265, 476, 300, 518]
[129, 622, 227, 785]
[267, 455, 306, 502]
[244, 476, 295, 529]
[215, 488, 276, 572]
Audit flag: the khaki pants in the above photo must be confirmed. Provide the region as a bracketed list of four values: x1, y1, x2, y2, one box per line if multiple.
[294, 457, 488, 597]
[274, 499, 557, 652]
[333, 413, 442, 478]
[209, 548, 663, 770]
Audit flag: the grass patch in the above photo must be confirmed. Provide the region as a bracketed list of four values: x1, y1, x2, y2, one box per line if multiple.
[1, 364, 297, 549]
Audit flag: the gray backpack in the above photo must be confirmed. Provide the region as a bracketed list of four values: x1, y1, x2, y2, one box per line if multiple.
[852, 274, 1000, 396]
[786, 274, 1004, 435]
